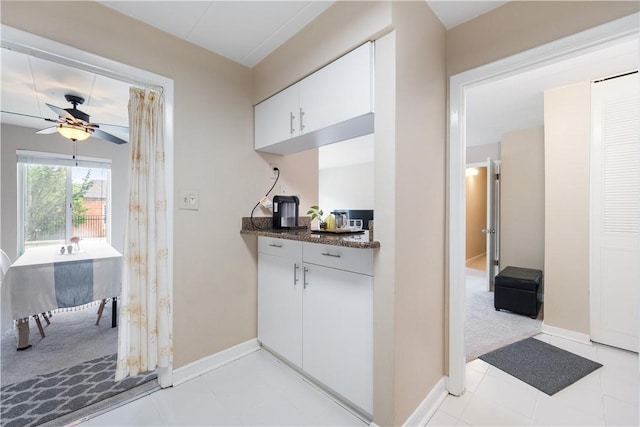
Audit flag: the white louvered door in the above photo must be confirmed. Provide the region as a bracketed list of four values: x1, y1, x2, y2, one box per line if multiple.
[590, 72, 639, 352]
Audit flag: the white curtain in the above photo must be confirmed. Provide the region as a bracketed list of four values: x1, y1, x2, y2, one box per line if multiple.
[115, 87, 172, 382]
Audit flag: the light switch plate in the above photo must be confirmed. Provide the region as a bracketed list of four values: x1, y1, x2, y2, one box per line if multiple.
[179, 190, 200, 210]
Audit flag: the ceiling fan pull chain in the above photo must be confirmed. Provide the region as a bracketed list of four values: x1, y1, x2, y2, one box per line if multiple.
[73, 140, 78, 166]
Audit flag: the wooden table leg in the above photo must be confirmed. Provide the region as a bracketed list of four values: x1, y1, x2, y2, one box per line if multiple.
[96, 299, 106, 325]
[33, 315, 45, 338]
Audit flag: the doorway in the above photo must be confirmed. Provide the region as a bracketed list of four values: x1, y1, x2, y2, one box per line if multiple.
[0, 24, 175, 420]
[447, 14, 640, 395]
[465, 165, 487, 272]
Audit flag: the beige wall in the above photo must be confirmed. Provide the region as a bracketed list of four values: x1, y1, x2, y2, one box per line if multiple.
[543, 83, 591, 334]
[0, 125, 129, 260]
[319, 162, 374, 215]
[392, 3, 446, 422]
[253, 2, 446, 424]
[446, 1, 640, 76]
[0, 1, 316, 370]
[465, 167, 487, 260]
[500, 127, 545, 271]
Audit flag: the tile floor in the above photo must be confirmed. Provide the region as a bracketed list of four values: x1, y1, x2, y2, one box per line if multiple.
[77, 349, 368, 426]
[78, 334, 638, 427]
[429, 333, 639, 426]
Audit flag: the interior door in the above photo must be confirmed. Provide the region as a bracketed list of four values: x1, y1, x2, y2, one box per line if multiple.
[483, 157, 500, 290]
[590, 72, 639, 352]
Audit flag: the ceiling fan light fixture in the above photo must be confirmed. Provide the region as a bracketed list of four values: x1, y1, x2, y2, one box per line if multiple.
[57, 124, 91, 141]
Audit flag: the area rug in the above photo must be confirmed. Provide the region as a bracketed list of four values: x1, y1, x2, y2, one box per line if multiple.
[479, 337, 603, 395]
[1, 353, 157, 427]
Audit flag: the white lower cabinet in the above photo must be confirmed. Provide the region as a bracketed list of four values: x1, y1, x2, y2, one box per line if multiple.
[257, 237, 374, 416]
[302, 261, 373, 415]
[257, 238, 303, 367]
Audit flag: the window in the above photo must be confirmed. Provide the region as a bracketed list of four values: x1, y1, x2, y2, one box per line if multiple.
[17, 151, 112, 254]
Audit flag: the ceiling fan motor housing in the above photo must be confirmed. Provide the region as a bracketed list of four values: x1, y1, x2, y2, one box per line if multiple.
[64, 94, 90, 123]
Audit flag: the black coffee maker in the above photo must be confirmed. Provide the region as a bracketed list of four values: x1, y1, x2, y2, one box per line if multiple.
[273, 195, 305, 229]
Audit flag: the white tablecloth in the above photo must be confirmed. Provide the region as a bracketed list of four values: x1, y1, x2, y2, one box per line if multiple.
[1, 241, 122, 330]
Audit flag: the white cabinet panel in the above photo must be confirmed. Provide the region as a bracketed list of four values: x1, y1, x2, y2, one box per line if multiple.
[299, 42, 373, 134]
[254, 84, 299, 150]
[257, 239, 303, 367]
[303, 242, 373, 276]
[258, 236, 303, 259]
[302, 264, 373, 415]
[254, 42, 374, 154]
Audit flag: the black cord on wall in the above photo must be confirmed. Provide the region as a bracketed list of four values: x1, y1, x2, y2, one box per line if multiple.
[250, 167, 279, 230]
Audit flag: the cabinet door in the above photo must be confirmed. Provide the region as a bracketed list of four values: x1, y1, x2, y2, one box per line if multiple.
[258, 252, 303, 367]
[299, 42, 373, 135]
[302, 264, 373, 414]
[254, 84, 299, 150]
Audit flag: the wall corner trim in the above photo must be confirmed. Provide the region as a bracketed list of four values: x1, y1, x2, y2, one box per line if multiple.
[541, 324, 592, 345]
[172, 339, 260, 387]
[401, 376, 448, 427]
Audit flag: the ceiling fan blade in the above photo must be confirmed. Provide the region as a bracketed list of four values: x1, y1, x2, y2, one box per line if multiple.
[46, 103, 75, 121]
[92, 128, 128, 144]
[94, 122, 128, 130]
[36, 126, 59, 135]
[1, 110, 48, 120]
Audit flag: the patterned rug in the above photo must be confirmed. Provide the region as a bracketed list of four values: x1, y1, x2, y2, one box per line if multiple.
[1, 353, 157, 427]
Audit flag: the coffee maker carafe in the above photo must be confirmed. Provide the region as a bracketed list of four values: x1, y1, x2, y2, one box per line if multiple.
[273, 195, 305, 229]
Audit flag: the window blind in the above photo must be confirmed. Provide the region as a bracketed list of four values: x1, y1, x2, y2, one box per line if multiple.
[16, 150, 112, 169]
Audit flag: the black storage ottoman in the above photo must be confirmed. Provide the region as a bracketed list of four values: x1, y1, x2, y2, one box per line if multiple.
[494, 266, 543, 318]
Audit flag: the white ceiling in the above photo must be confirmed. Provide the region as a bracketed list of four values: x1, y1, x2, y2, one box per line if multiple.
[0, 47, 131, 138]
[98, 1, 335, 68]
[467, 38, 639, 146]
[1, 1, 637, 152]
[0, 0, 499, 135]
[427, 0, 508, 29]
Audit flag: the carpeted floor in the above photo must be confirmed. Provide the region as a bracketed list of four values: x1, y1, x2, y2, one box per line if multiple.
[1, 302, 160, 427]
[465, 265, 543, 362]
[1, 302, 118, 387]
[1, 353, 158, 427]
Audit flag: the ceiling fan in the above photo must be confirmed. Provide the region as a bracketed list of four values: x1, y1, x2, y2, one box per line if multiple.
[3, 94, 128, 144]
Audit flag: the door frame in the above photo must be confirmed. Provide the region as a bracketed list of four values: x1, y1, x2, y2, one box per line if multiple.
[447, 13, 640, 396]
[1, 25, 175, 387]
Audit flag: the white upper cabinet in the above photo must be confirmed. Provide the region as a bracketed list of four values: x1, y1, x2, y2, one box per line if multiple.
[254, 42, 374, 155]
[298, 42, 373, 135]
[254, 84, 299, 151]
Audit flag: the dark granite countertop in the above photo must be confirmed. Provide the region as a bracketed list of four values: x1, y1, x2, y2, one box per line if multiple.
[240, 217, 380, 249]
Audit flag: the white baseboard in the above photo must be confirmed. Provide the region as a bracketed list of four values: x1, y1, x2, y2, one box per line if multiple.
[541, 323, 591, 345]
[402, 376, 448, 427]
[172, 338, 260, 387]
[465, 253, 486, 263]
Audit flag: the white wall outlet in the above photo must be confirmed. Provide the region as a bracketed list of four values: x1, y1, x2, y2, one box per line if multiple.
[270, 163, 278, 179]
[179, 190, 200, 210]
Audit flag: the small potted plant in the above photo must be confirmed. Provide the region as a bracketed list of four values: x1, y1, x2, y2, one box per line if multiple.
[306, 205, 326, 229]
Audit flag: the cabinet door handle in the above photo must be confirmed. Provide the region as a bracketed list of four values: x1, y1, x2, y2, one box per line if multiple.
[299, 108, 305, 133]
[321, 252, 341, 258]
[269, 243, 283, 248]
[290, 112, 296, 135]
[294, 264, 299, 285]
[303, 266, 309, 289]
